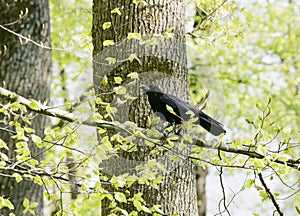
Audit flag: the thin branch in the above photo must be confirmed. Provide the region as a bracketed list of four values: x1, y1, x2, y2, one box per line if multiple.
[0, 161, 110, 189]
[194, 139, 299, 171]
[0, 24, 73, 51]
[0, 86, 76, 122]
[258, 172, 284, 216]
[218, 166, 231, 216]
[187, 0, 229, 36]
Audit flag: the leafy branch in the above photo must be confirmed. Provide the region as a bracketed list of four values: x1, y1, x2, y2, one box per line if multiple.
[0, 86, 299, 172]
[257, 172, 283, 216]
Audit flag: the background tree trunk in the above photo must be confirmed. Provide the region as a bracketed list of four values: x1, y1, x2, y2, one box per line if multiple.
[0, 1, 52, 215]
[93, 0, 203, 215]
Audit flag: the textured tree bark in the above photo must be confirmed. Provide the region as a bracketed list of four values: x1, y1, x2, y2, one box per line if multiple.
[93, 0, 204, 215]
[0, 1, 52, 215]
[196, 165, 208, 216]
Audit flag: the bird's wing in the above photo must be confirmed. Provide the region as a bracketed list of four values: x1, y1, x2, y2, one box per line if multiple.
[159, 94, 192, 120]
[198, 111, 226, 135]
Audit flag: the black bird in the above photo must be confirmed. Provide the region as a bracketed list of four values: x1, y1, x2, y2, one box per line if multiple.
[140, 84, 226, 136]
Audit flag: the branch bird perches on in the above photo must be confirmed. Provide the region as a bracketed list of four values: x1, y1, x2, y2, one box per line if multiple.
[0, 86, 299, 171]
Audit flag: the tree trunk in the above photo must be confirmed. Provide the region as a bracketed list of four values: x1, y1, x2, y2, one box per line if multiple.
[93, 0, 202, 215]
[0, 1, 52, 215]
[196, 165, 208, 216]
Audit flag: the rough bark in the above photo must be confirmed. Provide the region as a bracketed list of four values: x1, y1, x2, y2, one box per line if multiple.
[93, 0, 201, 215]
[0, 1, 52, 215]
[196, 165, 208, 216]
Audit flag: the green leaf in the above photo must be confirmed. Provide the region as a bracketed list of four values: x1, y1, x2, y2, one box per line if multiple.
[253, 159, 264, 169]
[110, 175, 126, 188]
[0, 138, 9, 150]
[28, 159, 39, 167]
[127, 33, 141, 40]
[31, 134, 42, 147]
[128, 53, 141, 63]
[29, 100, 40, 111]
[166, 26, 174, 33]
[259, 191, 269, 202]
[133, 0, 147, 5]
[0, 197, 14, 210]
[277, 155, 289, 162]
[119, 209, 129, 216]
[111, 8, 121, 15]
[102, 75, 108, 86]
[23, 198, 37, 214]
[103, 40, 115, 47]
[23, 198, 29, 208]
[33, 176, 43, 185]
[231, 139, 242, 148]
[244, 179, 254, 189]
[114, 76, 123, 84]
[115, 86, 127, 95]
[44, 127, 54, 136]
[255, 102, 263, 111]
[23, 174, 33, 180]
[0, 161, 6, 167]
[102, 22, 111, 30]
[127, 72, 139, 79]
[164, 31, 174, 39]
[0, 107, 8, 115]
[133, 200, 142, 210]
[29, 202, 38, 209]
[49, 194, 59, 201]
[256, 145, 266, 155]
[24, 127, 35, 133]
[97, 128, 106, 135]
[103, 193, 113, 201]
[101, 136, 111, 146]
[16, 141, 27, 148]
[28, 209, 35, 215]
[114, 192, 127, 203]
[59, 165, 69, 173]
[151, 205, 164, 215]
[166, 105, 175, 114]
[236, 156, 245, 164]
[105, 57, 116, 64]
[146, 37, 158, 46]
[141, 206, 152, 214]
[12, 173, 22, 183]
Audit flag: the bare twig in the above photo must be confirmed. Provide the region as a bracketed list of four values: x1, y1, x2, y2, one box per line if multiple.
[218, 166, 231, 216]
[258, 172, 284, 216]
[0, 24, 74, 51]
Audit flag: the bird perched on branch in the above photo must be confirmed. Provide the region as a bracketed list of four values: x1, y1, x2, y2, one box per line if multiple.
[140, 84, 226, 136]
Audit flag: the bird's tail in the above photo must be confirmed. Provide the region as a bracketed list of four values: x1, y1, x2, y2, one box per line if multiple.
[198, 112, 226, 136]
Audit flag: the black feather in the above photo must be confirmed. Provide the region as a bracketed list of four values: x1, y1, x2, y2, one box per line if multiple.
[140, 84, 226, 136]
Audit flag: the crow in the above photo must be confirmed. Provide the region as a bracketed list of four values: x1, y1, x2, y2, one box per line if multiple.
[140, 84, 226, 136]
